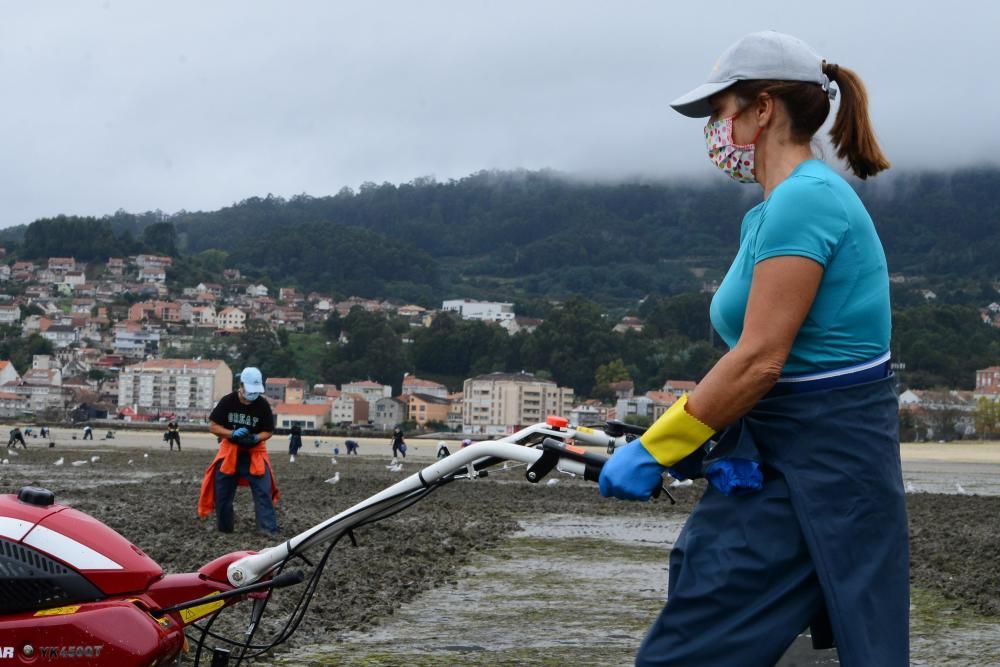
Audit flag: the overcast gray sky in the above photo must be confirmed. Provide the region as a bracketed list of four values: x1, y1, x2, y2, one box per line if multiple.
[0, 0, 993, 227]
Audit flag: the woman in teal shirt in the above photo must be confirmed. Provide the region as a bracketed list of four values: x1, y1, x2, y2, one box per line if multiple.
[600, 32, 907, 666]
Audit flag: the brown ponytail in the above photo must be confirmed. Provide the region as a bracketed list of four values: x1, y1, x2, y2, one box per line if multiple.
[823, 61, 890, 179]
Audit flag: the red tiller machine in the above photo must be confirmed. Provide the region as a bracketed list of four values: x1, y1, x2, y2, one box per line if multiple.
[0, 417, 661, 666]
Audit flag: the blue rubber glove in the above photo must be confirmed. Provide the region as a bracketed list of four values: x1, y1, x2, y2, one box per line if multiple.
[598, 440, 666, 501]
[236, 433, 260, 446]
[230, 427, 249, 441]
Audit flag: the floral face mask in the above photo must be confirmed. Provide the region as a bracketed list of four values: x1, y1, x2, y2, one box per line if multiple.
[704, 110, 763, 184]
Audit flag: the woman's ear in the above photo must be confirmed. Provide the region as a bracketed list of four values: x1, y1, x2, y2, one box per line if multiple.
[755, 93, 774, 128]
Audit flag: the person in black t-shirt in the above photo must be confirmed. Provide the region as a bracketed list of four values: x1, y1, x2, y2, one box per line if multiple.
[165, 420, 181, 451]
[390, 427, 406, 459]
[206, 367, 278, 535]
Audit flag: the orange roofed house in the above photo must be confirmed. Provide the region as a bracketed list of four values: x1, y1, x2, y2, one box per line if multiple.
[407, 393, 451, 427]
[273, 402, 332, 431]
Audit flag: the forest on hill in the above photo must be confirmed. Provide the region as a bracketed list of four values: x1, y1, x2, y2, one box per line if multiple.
[1, 167, 999, 392]
[4, 167, 999, 306]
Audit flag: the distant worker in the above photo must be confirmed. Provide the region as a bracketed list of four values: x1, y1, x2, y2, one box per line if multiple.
[288, 425, 303, 463]
[7, 427, 26, 449]
[165, 420, 181, 451]
[436, 440, 451, 459]
[390, 427, 407, 459]
[198, 367, 280, 536]
[345, 439, 359, 455]
[82, 424, 93, 440]
[461, 438, 472, 448]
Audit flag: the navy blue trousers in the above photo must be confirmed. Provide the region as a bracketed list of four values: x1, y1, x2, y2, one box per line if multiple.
[214, 455, 277, 534]
[637, 476, 825, 667]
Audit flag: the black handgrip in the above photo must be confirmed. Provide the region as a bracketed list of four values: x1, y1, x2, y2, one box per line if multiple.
[271, 570, 306, 589]
[604, 419, 648, 438]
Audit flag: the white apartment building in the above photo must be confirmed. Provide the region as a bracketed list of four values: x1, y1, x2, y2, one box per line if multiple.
[441, 299, 515, 322]
[331, 393, 369, 425]
[401, 374, 448, 399]
[114, 330, 161, 358]
[118, 359, 232, 419]
[0, 304, 21, 325]
[340, 380, 391, 410]
[217, 307, 247, 331]
[462, 371, 573, 435]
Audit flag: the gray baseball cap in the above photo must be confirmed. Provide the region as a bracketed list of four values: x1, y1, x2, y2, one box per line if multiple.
[670, 31, 828, 118]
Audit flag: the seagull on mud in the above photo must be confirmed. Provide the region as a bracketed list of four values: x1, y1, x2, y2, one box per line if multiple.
[670, 479, 694, 488]
[127, 459, 134, 465]
[956, 483, 971, 495]
[330, 457, 338, 465]
[324, 472, 340, 485]
[546, 478, 560, 486]
[1, 459, 8, 465]
[905, 481, 918, 493]
[71, 460, 88, 467]
[54, 457, 64, 466]
[388, 463, 404, 473]
[90, 455, 100, 463]
[143, 453, 149, 459]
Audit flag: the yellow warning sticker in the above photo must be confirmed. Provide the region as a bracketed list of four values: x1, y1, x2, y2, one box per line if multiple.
[34, 605, 80, 616]
[576, 426, 595, 435]
[178, 594, 225, 624]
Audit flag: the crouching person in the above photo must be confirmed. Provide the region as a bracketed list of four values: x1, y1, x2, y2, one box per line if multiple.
[198, 367, 280, 537]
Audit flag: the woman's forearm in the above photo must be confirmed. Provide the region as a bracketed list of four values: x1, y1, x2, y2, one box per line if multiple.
[684, 344, 784, 432]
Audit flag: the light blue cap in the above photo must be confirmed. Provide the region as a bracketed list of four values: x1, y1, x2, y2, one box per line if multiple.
[671, 31, 829, 118]
[240, 367, 265, 393]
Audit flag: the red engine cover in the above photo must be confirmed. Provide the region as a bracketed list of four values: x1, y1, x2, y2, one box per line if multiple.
[0, 493, 163, 595]
[0, 599, 183, 666]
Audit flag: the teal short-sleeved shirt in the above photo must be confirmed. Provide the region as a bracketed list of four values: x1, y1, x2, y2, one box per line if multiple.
[709, 159, 890, 375]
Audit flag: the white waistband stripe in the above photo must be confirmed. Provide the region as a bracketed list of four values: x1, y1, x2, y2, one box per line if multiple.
[776, 351, 891, 384]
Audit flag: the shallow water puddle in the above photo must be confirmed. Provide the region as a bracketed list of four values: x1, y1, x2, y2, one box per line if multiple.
[275, 514, 837, 666]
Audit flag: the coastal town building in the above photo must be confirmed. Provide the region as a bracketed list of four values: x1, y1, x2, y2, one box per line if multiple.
[266, 377, 307, 404]
[340, 380, 392, 411]
[442, 299, 515, 323]
[407, 393, 450, 427]
[401, 374, 448, 399]
[462, 371, 573, 435]
[273, 401, 332, 431]
[117, 359, 231, 419]
[373, 396, 407, 430]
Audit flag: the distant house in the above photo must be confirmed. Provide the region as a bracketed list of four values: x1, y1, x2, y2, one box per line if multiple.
[974, 366, 1000, 399]
[0, 304, 21, 325]
[340, 380, 392, 410]
[266, 377, 307, 404]
[612, 316, 644, 334]
[407, 393, 451, 427]
[442, 299, 514, 322]
[0, 360, 22, 386]
[139, 267, 167, 284]
[662, 379, 698, 400]
[48, 257, 76, 273]
[217, 307, 247, 332]
[373, 396, 407, 430]
[0, 391, 28, 418]
[273, 402, 332, 431]
[331, 393, 369, 425]
[246, 284, 269, 298]
[106, 257, 126, 276]
[401, 373, 448, 399]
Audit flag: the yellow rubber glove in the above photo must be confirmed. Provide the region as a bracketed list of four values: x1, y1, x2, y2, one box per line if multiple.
[639, 394, 716, 466]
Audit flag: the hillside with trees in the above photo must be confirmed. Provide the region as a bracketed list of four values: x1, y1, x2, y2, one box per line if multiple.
[2, 167, 999, 393]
